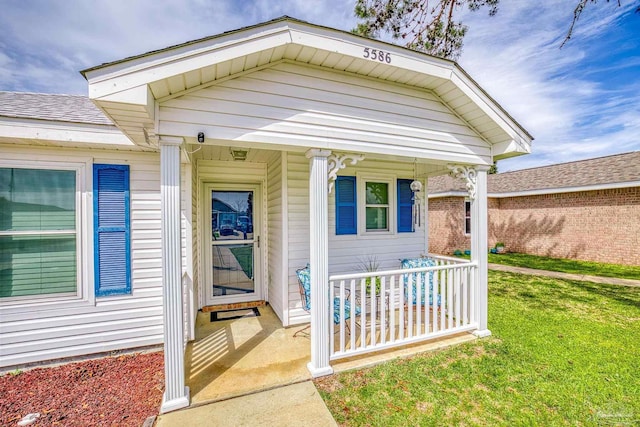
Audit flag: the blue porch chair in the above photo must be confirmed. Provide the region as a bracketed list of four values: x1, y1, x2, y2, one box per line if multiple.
[401, 257, 441, 307]
[295, 265, 360, 337]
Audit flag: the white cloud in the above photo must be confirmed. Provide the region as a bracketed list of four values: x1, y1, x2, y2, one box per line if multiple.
[0, 0, 638, 170]
[458, 0, 640, 170]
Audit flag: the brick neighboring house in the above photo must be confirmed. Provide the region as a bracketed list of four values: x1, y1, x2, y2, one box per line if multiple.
[428, 151, 640, 266]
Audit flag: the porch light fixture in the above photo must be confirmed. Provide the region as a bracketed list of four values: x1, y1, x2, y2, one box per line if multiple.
[230, 148, 248, 161]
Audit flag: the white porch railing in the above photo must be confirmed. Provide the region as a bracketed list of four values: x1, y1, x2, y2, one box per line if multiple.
[329, 260, 478, 361]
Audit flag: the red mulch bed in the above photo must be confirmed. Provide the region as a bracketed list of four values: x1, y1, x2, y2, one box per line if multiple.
[0, 351, 164, 427]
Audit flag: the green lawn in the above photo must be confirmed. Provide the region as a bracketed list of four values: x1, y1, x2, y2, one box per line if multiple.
[315, 271, 640, 426]
[466, 252, 640, 281]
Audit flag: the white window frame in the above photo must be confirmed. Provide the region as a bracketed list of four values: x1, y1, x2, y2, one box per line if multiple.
[0, 158, 93, 310]
[464, 199, 471, 235]
[357, 173, 396, 236]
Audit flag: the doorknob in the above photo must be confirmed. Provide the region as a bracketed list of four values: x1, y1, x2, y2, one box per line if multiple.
[256, 236, 260, 248]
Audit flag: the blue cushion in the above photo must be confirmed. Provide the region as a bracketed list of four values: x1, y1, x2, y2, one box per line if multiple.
[297, 265, 360, 324]
[296, 266, 311, 311]
[401, 258, 441, 306]
[333, 297, 361, 324]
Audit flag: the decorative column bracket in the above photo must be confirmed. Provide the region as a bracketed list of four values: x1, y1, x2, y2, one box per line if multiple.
[327, 153, 365, 193]
[448, 165, 478, 200]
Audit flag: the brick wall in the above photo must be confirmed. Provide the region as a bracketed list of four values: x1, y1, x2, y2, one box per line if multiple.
[429, 187, 640, 266]
[428, 197, 470, 254]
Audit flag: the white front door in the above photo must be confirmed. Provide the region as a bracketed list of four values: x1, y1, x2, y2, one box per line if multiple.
[204, 183, 262, 305]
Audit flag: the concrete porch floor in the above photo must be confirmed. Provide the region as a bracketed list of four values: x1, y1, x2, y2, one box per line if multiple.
[186, 306, 311, 405]
[185, 305, 478, 406]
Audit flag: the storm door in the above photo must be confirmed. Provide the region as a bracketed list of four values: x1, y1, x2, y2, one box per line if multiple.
[204, 183, 261, 305]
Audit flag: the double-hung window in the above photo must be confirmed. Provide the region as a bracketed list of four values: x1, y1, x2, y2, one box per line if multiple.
[464, 200, 471, 235]
[0, 166, 78, 299]
[365, 181, 389, 232]
[335, 175, 414, 236]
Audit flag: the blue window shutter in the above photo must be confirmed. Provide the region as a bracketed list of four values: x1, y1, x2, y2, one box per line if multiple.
[335, 176, 357, 235]
[93, 164, 131, 297]
[397, 179, 414, 233]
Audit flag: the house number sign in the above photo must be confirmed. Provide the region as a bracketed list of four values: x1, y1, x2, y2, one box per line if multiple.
[363, 47, 391, 64]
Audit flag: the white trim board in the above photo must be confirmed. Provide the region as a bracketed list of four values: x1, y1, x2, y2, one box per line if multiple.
[428, 181, 640, 199]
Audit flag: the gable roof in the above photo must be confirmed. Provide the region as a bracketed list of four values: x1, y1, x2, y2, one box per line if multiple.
[0, 91, 113, 126]
[428, 151, 640, 196]
[81, 16, 532, 158]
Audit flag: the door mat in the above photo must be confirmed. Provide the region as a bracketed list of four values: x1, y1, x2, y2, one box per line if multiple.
[210, 307, 261, 322]
[202, 300, 266, 313]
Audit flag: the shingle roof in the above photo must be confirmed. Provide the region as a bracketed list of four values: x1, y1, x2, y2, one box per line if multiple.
[427, 174, 468, 194]
[428, 151, 640, 195]
[0, 91, 113, 126]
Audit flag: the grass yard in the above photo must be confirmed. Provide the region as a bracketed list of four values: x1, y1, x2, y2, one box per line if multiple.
[463, 252, 640, 280]
[315, 271, 640, 426]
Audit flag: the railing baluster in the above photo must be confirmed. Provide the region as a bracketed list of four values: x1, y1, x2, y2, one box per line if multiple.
[389, 275, 396, 342]
[424, 270, 430, 335]
[380, 276, 387, 345]
[440, 269, 446, 330]
[399, 271, 405, 340]
[330, 280, 335, 356]
[370, 275, 377, 346]
[360, 277, 366, 348]
[432, 268, 439, 333]
[462, 267, 468, 326]
[455, 268, 461, 328]
[470, 265, 475, 326]
[416, 272, 422, 336]
[407, 274, 413, 338]
[339, 280, 346, 353]
[350, 278, 356, 350]
[447, 268, 453, 330]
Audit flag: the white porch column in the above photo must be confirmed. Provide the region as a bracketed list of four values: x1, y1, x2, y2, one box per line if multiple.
[159, 136, 190, 413]
[306, 148, 333, 377]
[471, 167, 491, 337]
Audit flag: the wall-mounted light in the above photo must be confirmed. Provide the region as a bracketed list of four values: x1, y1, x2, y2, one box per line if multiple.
[197, 132, 205, 143]
[230, 148, 248, 161]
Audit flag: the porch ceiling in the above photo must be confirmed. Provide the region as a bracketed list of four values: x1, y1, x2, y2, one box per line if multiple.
[81, 16, 532, 161]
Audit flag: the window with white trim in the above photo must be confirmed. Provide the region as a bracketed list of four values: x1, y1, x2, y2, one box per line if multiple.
[0, 167, 78, 299]
[335, 176, 414, 236]
[365, 181, 389, 232]
[464, 200, 471, 235]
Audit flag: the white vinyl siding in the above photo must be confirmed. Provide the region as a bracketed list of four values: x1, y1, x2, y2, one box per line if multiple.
[266, 151, 286, 324]
[158, 62, 492, 165]
[285, 153, 427, 326]
[286, 153, 310, 324]
[0, 145, 180, 368]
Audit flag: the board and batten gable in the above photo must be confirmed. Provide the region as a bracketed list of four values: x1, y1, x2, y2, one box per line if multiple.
[0, 144, 192, 367]
[158, 62, 493, 166]
[285, 153, 428, 326]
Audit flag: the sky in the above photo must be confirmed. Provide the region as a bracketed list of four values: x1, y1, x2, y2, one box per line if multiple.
[0, 0, 638, 171]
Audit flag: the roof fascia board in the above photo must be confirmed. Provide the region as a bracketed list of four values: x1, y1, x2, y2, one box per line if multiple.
[0, 117, 133, 146]
[428, 191, 469, 198]
[489, 181, 640, 197]
[97, 84, 155, 118]
[287, 23, 454, 80]
[449, 69, 532, 148]
[492, 139, 531, 160]
[428, 181, 640, 198]
[86, 28, 293, 99]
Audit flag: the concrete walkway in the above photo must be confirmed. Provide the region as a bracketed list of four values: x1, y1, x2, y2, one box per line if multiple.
[155, 381, 337, 427]
[489, 263, 640, 287]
